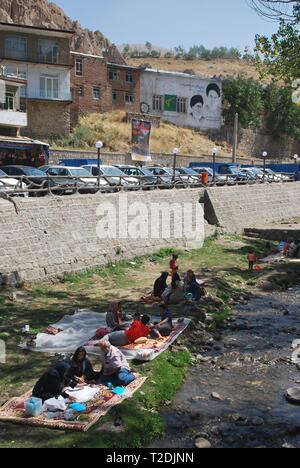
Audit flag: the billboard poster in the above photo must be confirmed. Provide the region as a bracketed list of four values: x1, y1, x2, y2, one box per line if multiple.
[131, 119, 152, 162]
[164, 95, 177, 112]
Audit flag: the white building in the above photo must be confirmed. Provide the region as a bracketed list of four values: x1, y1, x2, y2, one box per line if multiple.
[140, 69, 223, 130]
[0, 72, 27, 136]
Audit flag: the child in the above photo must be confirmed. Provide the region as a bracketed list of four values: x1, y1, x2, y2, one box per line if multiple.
[169, 254, 179, 274]
[248, 249, 256, 271]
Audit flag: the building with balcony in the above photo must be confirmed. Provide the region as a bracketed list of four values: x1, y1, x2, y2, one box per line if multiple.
[0, 72, 27, 136]
[71, 52, 142, 127]
[0, 22, 74, 138]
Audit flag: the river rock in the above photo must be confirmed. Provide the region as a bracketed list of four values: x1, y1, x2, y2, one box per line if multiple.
[194, 437, 212, 449]
[250, 417, 264, 427]
[286, 388, 300, 404]
[211, 392, 224, 401]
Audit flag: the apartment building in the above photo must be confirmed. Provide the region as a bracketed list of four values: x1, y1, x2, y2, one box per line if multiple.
[0, 22, 73, 138]
[0, 68, 27, 137]
[71, 52, 142, 126]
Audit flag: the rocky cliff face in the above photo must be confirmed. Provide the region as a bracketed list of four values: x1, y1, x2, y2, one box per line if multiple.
[0, 0, 125, 63]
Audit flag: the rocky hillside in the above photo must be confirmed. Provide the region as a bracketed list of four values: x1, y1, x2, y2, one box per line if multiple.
[0, 0, 125, 63]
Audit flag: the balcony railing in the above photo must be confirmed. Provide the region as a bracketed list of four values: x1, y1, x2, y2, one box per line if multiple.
[26, 90, 72, 102]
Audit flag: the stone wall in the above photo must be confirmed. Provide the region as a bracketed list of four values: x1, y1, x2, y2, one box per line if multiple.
[50, 148, 257, 167]
[23, 100, 71, 138]
[0, 189, 204, 284]
[204, 182, 300, 233]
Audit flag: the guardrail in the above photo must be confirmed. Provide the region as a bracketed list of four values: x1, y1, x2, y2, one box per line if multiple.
[0, 172, 296, 198]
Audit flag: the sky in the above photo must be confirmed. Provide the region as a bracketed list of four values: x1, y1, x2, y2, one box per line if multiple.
[54, 0, 279, 51]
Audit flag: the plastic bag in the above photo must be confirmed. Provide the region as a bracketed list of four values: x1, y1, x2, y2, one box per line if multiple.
[44, 396, 67, 412]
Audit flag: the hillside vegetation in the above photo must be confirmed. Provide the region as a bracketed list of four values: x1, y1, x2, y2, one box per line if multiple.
[128, 57, 262, 81]
[52, 111, 242, 157]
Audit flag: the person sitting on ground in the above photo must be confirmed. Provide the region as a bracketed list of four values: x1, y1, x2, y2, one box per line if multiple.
[288, 239, 300, 258]
[106, 314, 153, 347]
[164, 270, 185, 304]
[32, 362, 76, 403]
[141, 272, 169, 303]
[67, 347, 100, 385]
[97, 340, 136, 387]
[185, 272, 204, 302]
[169, 254, 179, 274]
[152, 304, 174, 337]
[106, 301, 128, 331]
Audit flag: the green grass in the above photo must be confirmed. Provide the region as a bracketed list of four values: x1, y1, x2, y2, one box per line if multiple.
[0, 235, 295, 448]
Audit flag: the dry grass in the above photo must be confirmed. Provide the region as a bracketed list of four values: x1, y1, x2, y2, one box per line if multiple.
[127, 57, 263, 81]
[53, 111, 243, 158]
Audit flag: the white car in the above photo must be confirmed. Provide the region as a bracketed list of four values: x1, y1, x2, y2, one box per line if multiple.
[40, 165, 110, 192]
[82, 165, 139, 189]
[0, 169, 28, 197]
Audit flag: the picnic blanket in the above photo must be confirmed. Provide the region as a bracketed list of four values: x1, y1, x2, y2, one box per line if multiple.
[0, 376, 146, 432]
[20, 310, 190, 362]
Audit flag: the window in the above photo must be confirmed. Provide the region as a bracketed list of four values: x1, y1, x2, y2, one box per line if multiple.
[93, 87, 101, 100]
[75, 58, 83, 76]
[109, 69, 118, 81]
[153, 95, 163, 111]
[5, 92, 14, 110]
[126, 72, 133, 83]
[39, 40, 59, 63]
[5, 67, 27, 98]
[40, 74, 59, 99]
[5, 36, 27, 60]
[112, 90, 117, 103]
[78, 86, 84, 97]
[125, 93, 135, 104]
[177, 97, 187, 114]
[20, 86, 27, 98]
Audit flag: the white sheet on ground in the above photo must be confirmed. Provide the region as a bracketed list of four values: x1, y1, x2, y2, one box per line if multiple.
[65, 386, 99, 403]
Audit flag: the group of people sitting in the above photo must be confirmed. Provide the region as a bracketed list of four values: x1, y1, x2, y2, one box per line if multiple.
[142, 254, 205, 305]
[282, 239, 300, 258]
[32, 342, 136, 403]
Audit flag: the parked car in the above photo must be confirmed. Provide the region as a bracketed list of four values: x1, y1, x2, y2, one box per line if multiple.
[217, 164, 254, 183]
[262, 168, 291, 182]
[82, 165, 139, 190]
[0, 168, 28, 197]
[175, 167, 203, 187]
[192, 167, 234, 185]
[147, 166, 187, 188]
[0, 165, 68, 197]
[242, 167, 266, 182]
[40, 166, 109, 193]
[114, 165, 158, 189]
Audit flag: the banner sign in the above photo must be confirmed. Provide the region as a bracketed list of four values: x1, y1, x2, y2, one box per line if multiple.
[131, 119, 152, 162]
[164, 94, 177, 112]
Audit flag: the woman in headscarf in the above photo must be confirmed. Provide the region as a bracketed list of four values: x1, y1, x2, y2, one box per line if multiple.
[141, 272, 169, 304]
[32, 361, 76, 403]
[106, 301, 128, 331]
[67, 347, 100, 385]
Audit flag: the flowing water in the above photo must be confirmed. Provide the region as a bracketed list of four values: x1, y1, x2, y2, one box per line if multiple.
[152, 287, 300, 448]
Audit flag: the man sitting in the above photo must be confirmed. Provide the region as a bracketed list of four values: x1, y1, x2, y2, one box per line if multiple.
[97, 340, 136, 387]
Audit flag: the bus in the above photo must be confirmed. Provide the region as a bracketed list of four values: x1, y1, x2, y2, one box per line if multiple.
[0, 136, 49, 168]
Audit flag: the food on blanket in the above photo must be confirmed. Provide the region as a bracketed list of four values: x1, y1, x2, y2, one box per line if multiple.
[44, 326, 63, 336]
[134, 337, 148, 345]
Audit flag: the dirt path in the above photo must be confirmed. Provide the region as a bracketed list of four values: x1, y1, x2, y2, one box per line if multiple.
[151, 287, 300, 449]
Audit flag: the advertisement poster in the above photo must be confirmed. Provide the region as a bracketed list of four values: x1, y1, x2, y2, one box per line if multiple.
[131, 119, 152, 162]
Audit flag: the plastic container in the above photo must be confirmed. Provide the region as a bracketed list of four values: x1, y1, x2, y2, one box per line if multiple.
[25, 397, 43, 417]
[64, 409, 76, 421]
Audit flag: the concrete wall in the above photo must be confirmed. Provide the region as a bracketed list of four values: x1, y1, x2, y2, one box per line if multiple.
[23, 100, 71, 138]
[141, 70, 222, 129]
[0, 189, 204, 284]
[204, 182, 300, 233]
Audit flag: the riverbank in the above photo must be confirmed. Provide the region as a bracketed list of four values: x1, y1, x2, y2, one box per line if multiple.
[0, 235, 299, 448]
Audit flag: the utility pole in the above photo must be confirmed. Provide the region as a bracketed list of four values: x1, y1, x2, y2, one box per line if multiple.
[232, 113, 239, 163]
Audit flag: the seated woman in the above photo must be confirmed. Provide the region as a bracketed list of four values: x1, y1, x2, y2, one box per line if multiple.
[107, 314, 152, 347]
[164, 271, 185, 305]
[152, 304, 173, 337]
[141, 272, 169, 303]
[106, 301, 128, 331]
[186, 272, 204, 302]
[97, 340, 136, 387]
[67, 347, 100, 385]
[32, 362, 76, 403]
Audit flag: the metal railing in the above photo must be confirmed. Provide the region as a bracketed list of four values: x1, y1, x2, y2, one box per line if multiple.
[0, 172, 297, 198]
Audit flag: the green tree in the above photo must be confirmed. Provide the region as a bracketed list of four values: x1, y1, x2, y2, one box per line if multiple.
[145, 42, 152, 54]
[263, 84, 300, 138]
[255, 21, 300, 82]
[223, 78, 264, 128]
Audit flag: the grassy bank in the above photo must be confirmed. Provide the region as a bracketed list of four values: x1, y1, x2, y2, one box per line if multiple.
[0, 235, 297, 448]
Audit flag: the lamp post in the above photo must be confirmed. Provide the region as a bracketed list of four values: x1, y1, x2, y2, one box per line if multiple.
[293, 154, 299, 181]
[262, 151, 268, 182]
[96, 141, 103, 189]
[212, 147, 218, 184]
[173, 147, 179, 185]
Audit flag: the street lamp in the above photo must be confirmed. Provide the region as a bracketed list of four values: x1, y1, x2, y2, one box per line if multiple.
[262, 151, 268, 182]
[96, 141, 103, 188]
[212, 147, 218, 184]
[172, 148, 179, 185]
[293, 154, 299, 181]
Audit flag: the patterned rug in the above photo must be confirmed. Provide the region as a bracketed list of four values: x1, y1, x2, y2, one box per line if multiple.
[0, 376, 146, 432]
